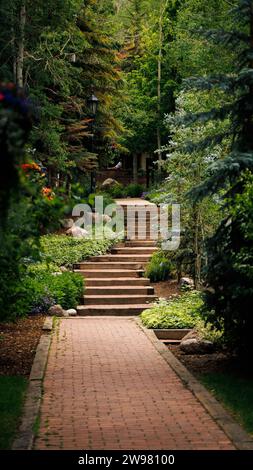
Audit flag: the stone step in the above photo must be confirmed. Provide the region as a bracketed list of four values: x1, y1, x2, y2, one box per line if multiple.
[124, 240, 157, 247]
[75, 269, 144, 278]
[162, 339, 181, 345]
[76, 262, 148, 270]
[85, 286, 155, 295]
[90, 255, 152, 262]
[77, 304, 152, 316]
[125, 229, 160, 235]
[85, 277, 151, 286]
[83, 294, 157, 305]
[111, 247, 157, 255]
[125, 236, 158, 241]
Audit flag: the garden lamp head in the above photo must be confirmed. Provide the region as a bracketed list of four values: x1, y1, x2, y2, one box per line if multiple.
[87, 94, 99, 116]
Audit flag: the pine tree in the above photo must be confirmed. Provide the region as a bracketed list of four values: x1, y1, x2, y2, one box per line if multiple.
[183, 0, 253, 354]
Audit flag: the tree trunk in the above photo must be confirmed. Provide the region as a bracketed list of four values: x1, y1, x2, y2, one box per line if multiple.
[157, 9, 163, 178]
[133, 153, 138, 184]
[193, 204, 202, 289]
[11, 11, 16, 82]
[16, 2, 26, 88]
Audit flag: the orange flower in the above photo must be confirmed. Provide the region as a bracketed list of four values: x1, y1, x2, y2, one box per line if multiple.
[42, 187, 54, 200]
[21, 162, 41, 172]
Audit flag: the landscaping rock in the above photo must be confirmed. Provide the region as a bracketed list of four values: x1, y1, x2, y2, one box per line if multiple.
[48, 305, 64, 317]
[101, 178, 120, 189]
[60, 266, 69, 272]
[102, 214, 112, 223]
[180, 338, 214, 355]
[180, 277, 195, 289]
[66, 226, 89, 239]
[61, 218, 74, 229]
[66, 309, 77, 317]
[181, 329, 199, 341]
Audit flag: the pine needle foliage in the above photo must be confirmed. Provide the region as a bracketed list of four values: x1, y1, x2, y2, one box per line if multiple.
[183, 0, 253, 354]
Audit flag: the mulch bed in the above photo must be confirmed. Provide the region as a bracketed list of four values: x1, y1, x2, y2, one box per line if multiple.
[167, 344, 233, 375]
[151, 281, 238, 376]
[152, 280, 180, 299]
[0, 316, 44, 376]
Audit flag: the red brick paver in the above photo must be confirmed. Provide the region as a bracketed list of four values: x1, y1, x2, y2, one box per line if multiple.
[34, 318, 234, 450]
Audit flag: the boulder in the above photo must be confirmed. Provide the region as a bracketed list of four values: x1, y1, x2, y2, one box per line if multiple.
[180, 277, 194, 289]
[180, 338, 214, 355]
[102, 214, 112, 223]
[61, 218, 74, 229]
[66, 308, 77, 317]
[66, 226, 89, 239]
[60, 266, 69, 272]
[101, 178, 119, 190]
[92, 212, 102, 223]
[48, 304, 64, 317]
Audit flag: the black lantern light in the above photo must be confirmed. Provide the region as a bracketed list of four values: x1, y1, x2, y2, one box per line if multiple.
[87, 94, 99, 116]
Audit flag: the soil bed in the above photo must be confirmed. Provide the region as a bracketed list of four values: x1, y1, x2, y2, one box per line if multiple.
[0, 316, 44, 376]
[152, 280, 180, 299]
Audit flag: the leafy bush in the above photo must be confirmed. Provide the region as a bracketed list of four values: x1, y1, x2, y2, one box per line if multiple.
[88, 192, 115, 211]
[195, 319, 223, 345]
[40, 235, 114, 267]
[145, 251, 173, 282]
[124, 183, 144, 198]
[109, 183, 126, 198]
[14, 267, 84, 317]
[141, 291, 203, 329]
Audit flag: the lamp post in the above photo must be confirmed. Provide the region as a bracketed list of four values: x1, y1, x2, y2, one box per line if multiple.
[87, 94, 99, 194]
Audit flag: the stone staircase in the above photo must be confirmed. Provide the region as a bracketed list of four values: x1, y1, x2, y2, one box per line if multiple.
[76, 201, 159, 316]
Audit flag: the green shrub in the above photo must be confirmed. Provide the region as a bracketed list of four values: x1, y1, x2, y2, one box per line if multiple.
[40, 235, 114, 267]
[145, 251, 173, 282]
[107, 183, 125, 198]
[141, 291, 203, 329]
[14, 267, 84, 316]
[125, 183, 144, 198]
[195, 319, 223, 344]
[88, 192, 115, 211]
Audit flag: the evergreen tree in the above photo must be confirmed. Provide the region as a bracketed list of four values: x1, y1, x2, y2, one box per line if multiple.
[183, 0, 253, 354]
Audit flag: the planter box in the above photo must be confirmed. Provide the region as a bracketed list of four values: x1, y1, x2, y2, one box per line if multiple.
[153, 329, 191, 341]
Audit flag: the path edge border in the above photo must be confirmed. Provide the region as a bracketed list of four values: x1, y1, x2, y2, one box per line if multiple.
[12, 316, 53, 450]
[135, 317, 253, 451]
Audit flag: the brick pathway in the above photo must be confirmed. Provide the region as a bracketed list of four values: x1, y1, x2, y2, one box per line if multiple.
[34, 318, 234, 450]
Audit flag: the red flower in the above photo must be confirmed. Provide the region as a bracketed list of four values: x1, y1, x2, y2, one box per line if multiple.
[21, 162, 41, 172]
[0, 93, 4, 101]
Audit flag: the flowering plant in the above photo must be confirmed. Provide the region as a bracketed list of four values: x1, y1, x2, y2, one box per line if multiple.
[21, 163, 42, 173]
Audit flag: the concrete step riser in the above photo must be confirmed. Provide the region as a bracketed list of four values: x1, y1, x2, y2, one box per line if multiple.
[76, 263, 148, 270]
[83, 296, 156, 305]
[85, 278, 151, 286]
[90, 256, 151, 263]
[85, 287, 154, 295]
[76, 270, 144, 278]
[77, 306, 152, 316]
[111, 249, 157, 255]
[124, 241, 157, 247]
[125, 237, 158, 241]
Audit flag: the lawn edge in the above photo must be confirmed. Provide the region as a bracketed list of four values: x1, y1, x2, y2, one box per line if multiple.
[12, 317, 53, 450]
[135, 317, 253, 451]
